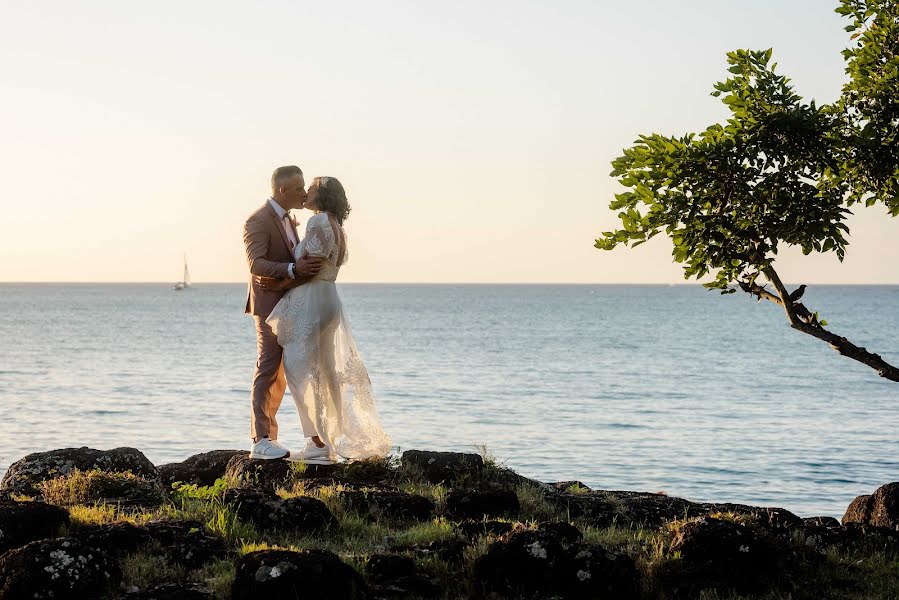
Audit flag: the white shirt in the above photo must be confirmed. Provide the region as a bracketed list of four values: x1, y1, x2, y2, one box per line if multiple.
[268, 198, 298, 279]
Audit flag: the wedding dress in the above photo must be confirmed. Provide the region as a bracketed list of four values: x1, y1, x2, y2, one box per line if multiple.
[266, 212, 391, 459]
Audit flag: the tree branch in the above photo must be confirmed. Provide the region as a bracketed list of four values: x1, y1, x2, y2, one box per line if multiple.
[761, 267, 799, 325]
[738, 270, 899, 382]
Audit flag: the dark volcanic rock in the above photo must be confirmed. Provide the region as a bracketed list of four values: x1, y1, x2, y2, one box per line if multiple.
[72, 520, 231, 568]
[225, 453, 294, 489]
[843, 483, 899, 530]
[73, 521, 151, 555]
[445, 489, 519, 519]
[158, 449, 245, 487]
[666, 516, 780, 594]
[548, 487, 801, 531]
[232, 549, 368, 599]
[456, 520, 516, 538]
[401, 450, 483, 484]
[144, 520, 233, 568]
[801, 522, 899, 554]
[123, 582, 214, 599]
[366, 554, 417, 582]
[0, 537, 121, 600]
[0, 446, 159, 496]
[473, 529, 567, 597]
[843, 494, 873, 525]
[609, 491, 702, 527]
[538, 521, 583, 545]
[558, 542, 639, 599]
[549, 481, 592, 492]
[703, 504, 802, 532]
[0, 500, 70, 553]
[222, 488, 335, 533]
[364, 554, 448, 597]
[341, 490, 435, 521]
[391, 538, 467, 564]
[803, 516, 841, 528]
[41, 470, 166, 508]
[546, 490, 622, 526]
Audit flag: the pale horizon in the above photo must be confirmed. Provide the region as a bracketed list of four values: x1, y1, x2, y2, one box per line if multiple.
[2, 0, 897, 285]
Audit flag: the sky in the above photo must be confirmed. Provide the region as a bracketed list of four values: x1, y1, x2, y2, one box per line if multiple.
[1, 0, 896, 284]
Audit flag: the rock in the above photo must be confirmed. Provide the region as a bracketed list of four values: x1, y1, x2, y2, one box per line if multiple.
[225, 452, 320, 489]
[366, 553, 417, 581]
[231, 549, 368, 599]
[71, 520, 230, 568]
[302, 459, 395, 489]
[158, 450, 245, 487]
[558, 542, 640, 599]
[122, 582, 214, 599]
[803, 516, 841, 528]
[538, 521, 583, 545]
[455, 520, 516, 538]
[608, 491, 701, 527]
[401, 450, 483, 484]
[667, 516, 779, 593]
[391, 538, 467, 563]
[704, 504, 802, 532]
[0, 500, 70, 553]
[0, 446, 159, 496]
[545, 490, 626, 526]
[40, 469, 165, 508]
[0, 537, 121, 600]
[473, 529, 567, 597]
[222, 488, 335, 533]
[549, 481, 592, 492]
[74, 521, 152, 555]
[144, 520, 233, 569]
[801, 522, 899, 554]
[364, 554, 450, 597]
[843, 494, 873, 525]
[843, 483, 899, 530]
[367, 552, 440, 597]
[445, 489, 519, 519]
[341, 490, 435, 521]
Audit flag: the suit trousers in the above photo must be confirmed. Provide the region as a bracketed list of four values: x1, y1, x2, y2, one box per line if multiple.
[250, 315, 286, 439]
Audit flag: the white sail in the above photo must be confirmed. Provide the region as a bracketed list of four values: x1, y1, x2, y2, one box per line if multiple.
[174, 253, 191, 290]
[183, 255, 191, 286]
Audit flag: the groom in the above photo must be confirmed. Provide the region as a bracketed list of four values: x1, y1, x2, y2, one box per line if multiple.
[243, 165, 322, 459]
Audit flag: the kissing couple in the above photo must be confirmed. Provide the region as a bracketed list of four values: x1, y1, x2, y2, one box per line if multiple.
[243, 165, 391, 464]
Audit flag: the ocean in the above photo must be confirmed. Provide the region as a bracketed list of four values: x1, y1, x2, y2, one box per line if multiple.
[1, 283, 897, 518]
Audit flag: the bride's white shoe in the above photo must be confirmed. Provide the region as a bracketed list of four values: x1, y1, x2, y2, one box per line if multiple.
[287, 440, 337, 464]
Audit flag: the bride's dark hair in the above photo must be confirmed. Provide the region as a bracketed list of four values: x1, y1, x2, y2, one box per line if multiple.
[316, 177, 351, 224]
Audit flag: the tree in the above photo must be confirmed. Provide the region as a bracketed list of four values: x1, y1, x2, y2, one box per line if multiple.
[595, 0, 899, 380]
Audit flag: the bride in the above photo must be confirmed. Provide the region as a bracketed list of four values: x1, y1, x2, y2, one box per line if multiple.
[259, 176, 391, 464]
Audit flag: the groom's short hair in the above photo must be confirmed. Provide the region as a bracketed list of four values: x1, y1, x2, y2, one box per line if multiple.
[272, 165, 303, 191]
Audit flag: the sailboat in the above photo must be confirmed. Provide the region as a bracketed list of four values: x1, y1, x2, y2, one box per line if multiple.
[173, 254, 191, 291]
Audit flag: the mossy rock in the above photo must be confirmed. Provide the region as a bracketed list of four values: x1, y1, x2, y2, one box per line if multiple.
[0, 447, 159, 496]
[39, 469, 165, 508]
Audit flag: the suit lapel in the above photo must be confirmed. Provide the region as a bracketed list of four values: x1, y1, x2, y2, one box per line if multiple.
[265, 202, 293, 257]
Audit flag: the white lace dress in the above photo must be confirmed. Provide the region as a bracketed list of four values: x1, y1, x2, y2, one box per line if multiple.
[266, 212, 391, 460]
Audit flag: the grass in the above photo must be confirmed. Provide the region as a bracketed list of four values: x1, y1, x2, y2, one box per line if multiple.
[39, 469, 164, 507]
[30, 448, 899, 600]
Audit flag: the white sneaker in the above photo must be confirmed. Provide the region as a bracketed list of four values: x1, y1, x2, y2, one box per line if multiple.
[249, 437, 289, 460]
[287, 440, 336, 464]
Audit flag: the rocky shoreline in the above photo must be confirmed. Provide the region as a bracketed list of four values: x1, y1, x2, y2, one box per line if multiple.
[0, 446, 897, 599]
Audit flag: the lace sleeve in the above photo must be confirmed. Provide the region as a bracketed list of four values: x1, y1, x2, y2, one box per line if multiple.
[303, 213, 335, 258]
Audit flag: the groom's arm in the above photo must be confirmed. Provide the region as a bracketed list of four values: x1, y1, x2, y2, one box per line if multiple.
[253, 254, 322, 291]
[243, 216, 291, 279]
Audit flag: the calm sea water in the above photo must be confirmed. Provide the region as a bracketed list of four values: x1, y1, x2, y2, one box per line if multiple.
[1, 283, 898, 517]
